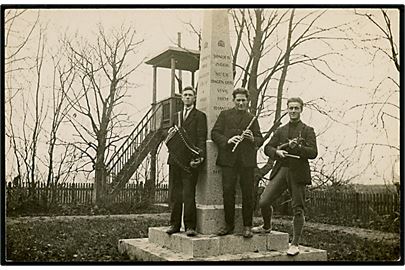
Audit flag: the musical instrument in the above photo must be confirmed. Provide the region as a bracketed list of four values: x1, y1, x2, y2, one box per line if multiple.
[277, 132, 305, 159]
[164, 125, 202, 172]
[231, 116, 257, 152]
[277, 133, 305, 151]
[284, 153, 300, 159]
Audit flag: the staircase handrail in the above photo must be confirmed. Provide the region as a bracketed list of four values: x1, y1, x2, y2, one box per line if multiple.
[106, 102, 163, 175]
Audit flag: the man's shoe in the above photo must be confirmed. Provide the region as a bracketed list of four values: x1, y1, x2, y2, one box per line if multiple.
[166, 226, 180, 235]
[287, 244, 300, 256]
[251, 226, 272, 234]
[217, 226, 234, 236]
[186, 228, 197, 237]
[242, 226, 253, 238]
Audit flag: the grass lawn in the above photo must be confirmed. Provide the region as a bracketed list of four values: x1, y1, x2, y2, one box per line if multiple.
[6, 215, 170, 262]
[273, 221, 400, 262]
[5, 214, 400, 263]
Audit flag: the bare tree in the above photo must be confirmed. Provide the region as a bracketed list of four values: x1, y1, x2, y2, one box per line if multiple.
[346, 9, 400, 185]
[45, 47, 79, 188]
[355, 9, 399, 72]
[5, 9, 40, 184]
[29, 26, 47, 187]
[232, 8, 354, 116]
[351, 9, 400, 130]
[4, 10, 40, 74]
[64, 25, 144, 206]
[230, 9, 359, 190]
[310, 141, 371, 188]
[6, 24, 48, 191]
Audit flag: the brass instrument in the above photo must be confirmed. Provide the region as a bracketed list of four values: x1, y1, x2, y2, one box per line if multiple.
[231, 116, 257, 152]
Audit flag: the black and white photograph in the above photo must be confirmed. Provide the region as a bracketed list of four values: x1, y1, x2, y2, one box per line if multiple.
[1, 4, 402, 264]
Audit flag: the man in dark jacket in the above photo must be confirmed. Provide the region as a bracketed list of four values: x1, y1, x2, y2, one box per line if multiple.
[252, 97, 317, 256]
[211, 88, 264, 238]
[166, 86, 207, 237]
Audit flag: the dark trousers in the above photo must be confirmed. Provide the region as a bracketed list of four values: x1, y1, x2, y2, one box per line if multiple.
[169, 165, 198, 230]
[221, 166, 254, 227]
[259, 167, 305, 215]
[259, 166, 306, 245]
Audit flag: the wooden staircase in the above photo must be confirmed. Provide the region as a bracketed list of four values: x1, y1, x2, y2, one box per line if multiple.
[106, 103, 164, 197]
[106, 97, 182, 197]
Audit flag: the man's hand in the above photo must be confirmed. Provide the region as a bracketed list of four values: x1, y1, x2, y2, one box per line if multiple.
[228, 135, 242, 145]
[242, 130, 254, 142]
[190, 157, 204, 168]
[276, 149, 288, 158]
[288, 138, 298, 149]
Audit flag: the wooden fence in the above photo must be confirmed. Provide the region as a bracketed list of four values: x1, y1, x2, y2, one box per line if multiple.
[271, 189, 400, 223]
[6, 182, 169, 206]
[306, 190, 399, 222]
[6, 182, 399, 224]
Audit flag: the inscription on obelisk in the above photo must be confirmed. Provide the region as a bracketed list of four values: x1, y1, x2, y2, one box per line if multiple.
[195, 9, 242, 234]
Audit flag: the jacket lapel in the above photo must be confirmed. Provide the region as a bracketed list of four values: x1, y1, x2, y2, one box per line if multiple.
[182, 108, 196, 128]
[174, 111, 182, 127]
[281, 124, 289, 142]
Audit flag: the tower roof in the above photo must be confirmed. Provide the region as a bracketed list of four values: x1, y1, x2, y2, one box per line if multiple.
[145, 46, 200, 72]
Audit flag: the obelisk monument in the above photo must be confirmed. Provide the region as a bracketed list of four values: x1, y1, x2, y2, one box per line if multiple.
[196, 9, 242, 234]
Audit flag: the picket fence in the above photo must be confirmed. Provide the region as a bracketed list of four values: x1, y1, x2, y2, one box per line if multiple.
[6, 181, 169, 205]
[271, 189, 399, 223]
[6, 182, 399, 223]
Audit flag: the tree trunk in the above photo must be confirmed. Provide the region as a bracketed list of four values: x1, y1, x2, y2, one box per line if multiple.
[144, 145, 158, 207]
[254, 10, 295, 209]
[248, 9, 263, 116]
[275, 9, 294, 120]
[94, 136, 107, 206]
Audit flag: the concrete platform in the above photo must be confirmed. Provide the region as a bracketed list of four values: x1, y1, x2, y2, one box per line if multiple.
[148, 227, 289, 258]
[118, 238, 327, 261]
[118, 226, 327, 261]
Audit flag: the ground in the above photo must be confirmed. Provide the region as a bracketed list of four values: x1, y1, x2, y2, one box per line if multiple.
[4, 213, 401, 263]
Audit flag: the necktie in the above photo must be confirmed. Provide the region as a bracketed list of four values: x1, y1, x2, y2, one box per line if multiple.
[183, 108, 190, 120]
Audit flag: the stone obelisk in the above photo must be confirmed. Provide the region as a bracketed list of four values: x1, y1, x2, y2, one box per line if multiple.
[195, 9, 242, 235]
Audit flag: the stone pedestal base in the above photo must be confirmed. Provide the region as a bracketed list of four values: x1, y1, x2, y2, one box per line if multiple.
[118, 227, 327, 261]
[196, 204, 243, 234]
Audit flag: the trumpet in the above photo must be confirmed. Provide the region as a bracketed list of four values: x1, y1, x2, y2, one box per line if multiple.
[231, 116, 257, 152]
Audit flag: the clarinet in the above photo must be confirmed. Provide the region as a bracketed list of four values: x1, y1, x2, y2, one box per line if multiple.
[231, 116, 257, 152]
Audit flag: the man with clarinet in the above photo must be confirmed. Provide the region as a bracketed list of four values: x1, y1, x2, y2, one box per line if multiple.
[252, 97, 318, 256]
[211, 88, 264, 238]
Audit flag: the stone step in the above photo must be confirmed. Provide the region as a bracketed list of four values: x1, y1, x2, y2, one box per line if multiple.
[147, 226, 289, 258]
[118, 238, 327, 261]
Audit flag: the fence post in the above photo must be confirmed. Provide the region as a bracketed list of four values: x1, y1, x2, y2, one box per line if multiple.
[72, 183, 76, 204]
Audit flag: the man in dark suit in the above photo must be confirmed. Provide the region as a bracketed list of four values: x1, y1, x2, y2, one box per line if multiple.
[252, 97, 317, 256]
[166, 86, 207, 237]
[211, 88, 264, 238]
